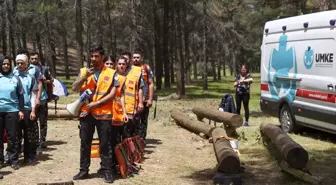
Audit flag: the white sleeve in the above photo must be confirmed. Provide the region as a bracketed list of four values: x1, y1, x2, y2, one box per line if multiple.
[31, 91, 37, 108]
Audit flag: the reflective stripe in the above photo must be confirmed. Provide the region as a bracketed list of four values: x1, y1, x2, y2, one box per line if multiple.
[114, 98, 121, 103]
[91, 114, 112, 119]
[95, 91, 107, 95]
[125, 92, 135, 97]
[112, 120, 124, 126]
[80, 112, 89, 117]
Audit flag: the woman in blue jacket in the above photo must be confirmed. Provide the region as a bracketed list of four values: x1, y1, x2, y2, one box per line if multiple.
[0, 56, 24, 170]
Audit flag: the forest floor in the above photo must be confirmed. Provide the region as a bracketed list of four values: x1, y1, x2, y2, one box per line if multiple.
[1, 76, 336, 185]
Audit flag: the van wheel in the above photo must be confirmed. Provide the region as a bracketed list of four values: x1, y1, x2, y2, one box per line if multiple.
[279, 105, 298, 133]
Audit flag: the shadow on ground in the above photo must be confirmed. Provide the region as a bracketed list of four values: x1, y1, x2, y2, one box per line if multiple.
[297, 127, 336, 144]
[183, 168, 215, 185]
[45, 140, 68, 146]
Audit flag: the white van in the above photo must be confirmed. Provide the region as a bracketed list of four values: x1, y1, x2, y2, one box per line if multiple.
[260, 10, 336, 134]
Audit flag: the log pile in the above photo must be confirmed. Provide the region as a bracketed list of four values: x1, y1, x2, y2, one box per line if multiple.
[171, 110, 240, 174]
[171, 110, 215, 137]
[191, 107, 243, 136]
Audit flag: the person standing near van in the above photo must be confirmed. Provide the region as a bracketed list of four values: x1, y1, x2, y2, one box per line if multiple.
[234, 64, 253, 127]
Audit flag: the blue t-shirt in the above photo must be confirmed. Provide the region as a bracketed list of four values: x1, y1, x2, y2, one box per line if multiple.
[13, 70, 37, 110]
[32, 64, 49, 101]
[0, 73, 24, 112]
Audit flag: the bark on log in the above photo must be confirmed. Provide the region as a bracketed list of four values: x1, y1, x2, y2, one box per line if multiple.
[48, 110, 75, 119]
[260, 123, 309, 169]
[192, 107, 243, 128]
[171, 110, 215, 137]
[212, 128, 240, 174]
[48, 103, 67, 110]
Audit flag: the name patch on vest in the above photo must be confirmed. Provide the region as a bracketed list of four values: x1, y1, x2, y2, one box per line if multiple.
[129, 80, 134, 84]
[104, 76, 110, 82]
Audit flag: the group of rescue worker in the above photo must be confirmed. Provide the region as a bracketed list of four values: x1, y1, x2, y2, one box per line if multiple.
[71, 45, 154, 183]
[0, 49, 52, 180]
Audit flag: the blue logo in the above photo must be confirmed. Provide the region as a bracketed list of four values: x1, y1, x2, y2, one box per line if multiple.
[267, 34, 298, 102]
[304, 46, 314, 69]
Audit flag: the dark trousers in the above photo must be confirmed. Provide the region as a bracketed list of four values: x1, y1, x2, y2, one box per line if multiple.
[122, 118, 140, 139]
[17, 110, 35, 160]
[37, 100, 48, 145]
[110, 126, 122, 166]
[139, 102, 150, 141]
[79, 114, 113, 174]
[0, 112, 19, 164]
[235, 93, 250, 122]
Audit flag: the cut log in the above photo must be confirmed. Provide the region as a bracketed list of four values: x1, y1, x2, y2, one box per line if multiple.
[212, 128, 240, 174]
[48, 110, 75, 119]
[48, 103, 67, 110]
[171, 110, 215, 137]
[192, 107, 243, 128]
[260, 123, 309, 169]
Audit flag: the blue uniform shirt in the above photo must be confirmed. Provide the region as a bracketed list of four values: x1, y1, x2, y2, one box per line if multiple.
[0, 73, 24, 112]
[13, 70, 37, 110]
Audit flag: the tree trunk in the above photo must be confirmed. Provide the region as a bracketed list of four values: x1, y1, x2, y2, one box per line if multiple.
[193, 41, 198, 80]
[154, 1, 163, 90]
[217, 57, 221, 80]
[76, 0, 84, 67]
[44, 12, 56, 77]
[163, 0, 170, 88]
[86, 7, 91, 67]
[212, 58, 217, 81]
[6, 0, 15, 60]
[223, 55, 226, 77]
[105, 0, 113, 54]
[1, 1, 7, 56]
[21, 32, 27, 50]
[184, 32, 191, 85]
[36, 31, 44, 64]
[61, 21, 69, 80]
[202, 0, 208, 90]
[175, 1, 185, 96]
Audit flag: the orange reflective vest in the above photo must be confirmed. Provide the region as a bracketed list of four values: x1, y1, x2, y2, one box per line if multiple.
[141, 64, 151, 99]
[79, 66, 116, 120]
[112, 74, 126, 126]
[125, 66, 141, 118]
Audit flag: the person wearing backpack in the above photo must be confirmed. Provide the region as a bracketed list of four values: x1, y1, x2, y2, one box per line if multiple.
[234, 64, 253, 127]
[30, 51, 53, 151]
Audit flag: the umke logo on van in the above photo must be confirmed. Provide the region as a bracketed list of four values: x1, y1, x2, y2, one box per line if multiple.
[304, 46, 333, 69]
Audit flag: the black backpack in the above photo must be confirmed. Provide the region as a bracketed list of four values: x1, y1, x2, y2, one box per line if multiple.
[218, 94, 236, 114]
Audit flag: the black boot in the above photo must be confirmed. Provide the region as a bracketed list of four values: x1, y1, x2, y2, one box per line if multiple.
[73, 170, 89, 180]
[103, 173, 114, 183]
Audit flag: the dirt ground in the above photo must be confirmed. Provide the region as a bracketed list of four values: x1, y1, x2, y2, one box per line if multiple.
[1, 98, 336, 185]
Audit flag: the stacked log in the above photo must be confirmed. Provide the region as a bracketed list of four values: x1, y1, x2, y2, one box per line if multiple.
[171, 110, 215, 137]
[171, 110, 240, 174]
[260, 123, 309, 169]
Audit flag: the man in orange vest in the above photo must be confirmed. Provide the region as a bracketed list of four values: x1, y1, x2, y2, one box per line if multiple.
[120, 51, 146, 139]
[132, 49, 154, 146]
[71, 45, 118, 183]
